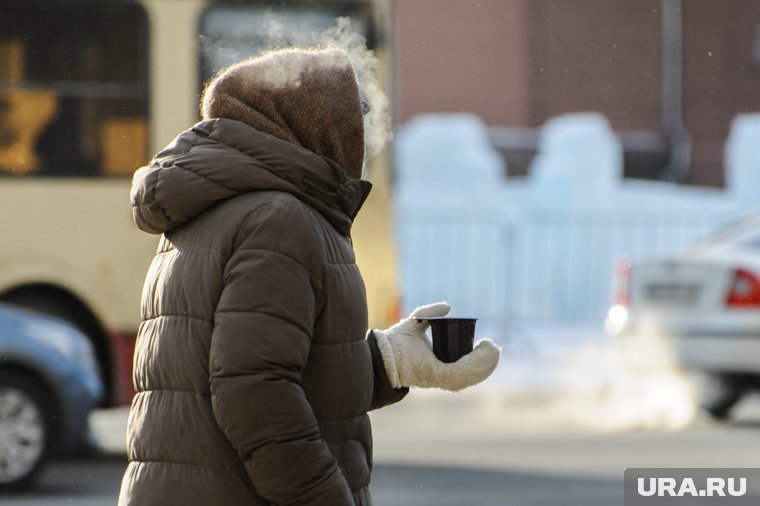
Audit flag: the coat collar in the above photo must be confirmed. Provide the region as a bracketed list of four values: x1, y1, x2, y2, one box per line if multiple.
[131, 119, 372, 236]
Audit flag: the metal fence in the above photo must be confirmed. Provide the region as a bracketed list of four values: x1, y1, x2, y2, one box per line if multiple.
[395, 209, 729, 341]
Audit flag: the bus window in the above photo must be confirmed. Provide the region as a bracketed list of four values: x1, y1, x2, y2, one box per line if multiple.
[199, 1, 375, 84]
[0, 1, 148, 177]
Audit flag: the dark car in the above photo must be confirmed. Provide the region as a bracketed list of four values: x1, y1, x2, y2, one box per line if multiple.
[0, 303, 103, 489]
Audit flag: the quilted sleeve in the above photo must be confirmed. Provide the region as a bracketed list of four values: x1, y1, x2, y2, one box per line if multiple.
[209, 201, 353, 505]
[367, 330, 410, 410]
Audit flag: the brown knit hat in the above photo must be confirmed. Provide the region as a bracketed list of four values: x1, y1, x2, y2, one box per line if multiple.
[201, 48, 365, 179]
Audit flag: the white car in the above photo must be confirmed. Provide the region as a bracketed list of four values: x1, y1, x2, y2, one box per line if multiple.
[606, 212, 760, 419]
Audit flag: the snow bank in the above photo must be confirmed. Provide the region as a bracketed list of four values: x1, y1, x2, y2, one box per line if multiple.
[393, 112, 759, 335]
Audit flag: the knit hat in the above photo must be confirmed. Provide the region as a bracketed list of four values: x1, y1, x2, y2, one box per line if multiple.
[201, 48, 365, 179]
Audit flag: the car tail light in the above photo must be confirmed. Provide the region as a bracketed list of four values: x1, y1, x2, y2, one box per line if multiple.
[726, 268, 760, 308]
[614, 259, 630, 306]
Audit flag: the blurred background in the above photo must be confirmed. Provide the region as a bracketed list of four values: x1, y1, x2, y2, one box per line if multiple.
[2, 0, 760, 504]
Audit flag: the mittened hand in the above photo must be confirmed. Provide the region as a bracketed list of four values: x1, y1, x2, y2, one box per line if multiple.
[373, 302, 501, 391]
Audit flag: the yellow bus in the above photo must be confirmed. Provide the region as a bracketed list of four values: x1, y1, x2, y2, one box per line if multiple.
[0, 0, 397, 405]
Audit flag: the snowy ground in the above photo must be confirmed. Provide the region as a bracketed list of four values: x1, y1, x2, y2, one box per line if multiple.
[474, 321, 700, 432]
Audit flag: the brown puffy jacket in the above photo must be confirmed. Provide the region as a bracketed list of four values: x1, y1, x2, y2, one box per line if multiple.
[118, 118, 407, 506]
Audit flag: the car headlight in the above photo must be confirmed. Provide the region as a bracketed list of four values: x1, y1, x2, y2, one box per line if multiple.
[605, 304, 629, 334]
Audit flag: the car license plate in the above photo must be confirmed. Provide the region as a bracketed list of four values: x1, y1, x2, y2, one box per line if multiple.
[645, 283, 701, 306]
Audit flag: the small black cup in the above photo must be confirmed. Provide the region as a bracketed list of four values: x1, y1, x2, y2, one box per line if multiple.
[416, 317, 477, 363]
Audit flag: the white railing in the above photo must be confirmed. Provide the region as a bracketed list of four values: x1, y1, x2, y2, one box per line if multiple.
[395, 209, 731, 341]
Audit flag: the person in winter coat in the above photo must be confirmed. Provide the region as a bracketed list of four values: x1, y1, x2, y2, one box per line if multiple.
[118, 47, 500, 506]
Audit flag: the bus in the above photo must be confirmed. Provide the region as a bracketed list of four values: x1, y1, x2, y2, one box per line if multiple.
[0, 0, 398, 406]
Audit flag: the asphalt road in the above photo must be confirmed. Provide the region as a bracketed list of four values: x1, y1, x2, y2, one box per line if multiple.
[4, 458, 622, 506]
[4, 389, 760, 506]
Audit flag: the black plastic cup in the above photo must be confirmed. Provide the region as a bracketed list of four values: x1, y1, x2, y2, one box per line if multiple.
[416, 317, 477, 363]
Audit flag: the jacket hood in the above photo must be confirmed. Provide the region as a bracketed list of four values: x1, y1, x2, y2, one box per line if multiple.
[130, 118, 372, 236]
[201, 48, 366, 180]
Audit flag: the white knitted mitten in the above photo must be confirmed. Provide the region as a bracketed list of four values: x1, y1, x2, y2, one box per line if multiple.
[374, 302, 500, 391]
